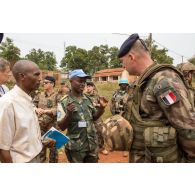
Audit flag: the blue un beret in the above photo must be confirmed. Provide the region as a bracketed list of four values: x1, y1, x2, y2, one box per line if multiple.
[0, 33, 4, 43]
[118, 33, 139, 58]
[69, 69, 91, 80]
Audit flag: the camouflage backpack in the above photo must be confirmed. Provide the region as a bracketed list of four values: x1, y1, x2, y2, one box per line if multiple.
[101, 115, 133, 151]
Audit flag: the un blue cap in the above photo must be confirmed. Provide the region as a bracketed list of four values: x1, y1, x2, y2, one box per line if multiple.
[119, 79, 129, 85]
[118, 33, 139, 58]
[69, 69, 91, 79]
[0, 33, 4, 43]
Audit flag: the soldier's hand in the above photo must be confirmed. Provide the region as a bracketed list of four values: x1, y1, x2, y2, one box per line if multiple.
[99, 96, 108, 108]
[67, 102, 76, 115]
[42, 138, 56, 148]
[35, 108, 45, 116]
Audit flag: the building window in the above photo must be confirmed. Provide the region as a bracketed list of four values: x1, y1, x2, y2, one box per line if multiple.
[101, 77, 107, 81]
[113, 76, 118, 80]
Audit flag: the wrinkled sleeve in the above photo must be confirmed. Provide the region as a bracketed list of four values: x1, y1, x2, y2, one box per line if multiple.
[0, 101, 15, 150]
[57, 101, 67, 122]
[51, 95, 58, 116]
[153, 72, 195, 130]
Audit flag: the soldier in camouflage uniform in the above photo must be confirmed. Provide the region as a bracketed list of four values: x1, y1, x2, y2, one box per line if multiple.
[177, 62, 195, 109]
[110, 79, 129, 116]
[34, 76, 58, 163]
[118, 33, 195, 163]
[56, 80, 70, 103]
[57, 69, 108, 163]
[84, 80, 109, 155]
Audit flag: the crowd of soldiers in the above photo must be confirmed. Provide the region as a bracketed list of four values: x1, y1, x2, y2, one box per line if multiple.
[1, 32, 195, 163]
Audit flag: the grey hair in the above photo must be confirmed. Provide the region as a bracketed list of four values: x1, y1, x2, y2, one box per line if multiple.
[12, 60, 38, 81]
[0, 58, 10, 71]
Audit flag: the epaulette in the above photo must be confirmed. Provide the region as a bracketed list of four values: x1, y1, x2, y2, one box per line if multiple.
[60, 94, 68, 102]
[84, 94, 94, 104]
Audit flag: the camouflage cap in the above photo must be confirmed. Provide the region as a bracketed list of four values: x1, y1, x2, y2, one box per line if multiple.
[86, 79, 94, 86]
[177, 62, 195, 72]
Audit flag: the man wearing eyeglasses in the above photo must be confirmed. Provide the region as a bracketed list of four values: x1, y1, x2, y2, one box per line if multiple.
[34, 76, 58, 163]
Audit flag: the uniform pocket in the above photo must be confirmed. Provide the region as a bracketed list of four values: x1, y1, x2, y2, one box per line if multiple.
[66, 134, 81, 151]
[144, 126, 178, 162]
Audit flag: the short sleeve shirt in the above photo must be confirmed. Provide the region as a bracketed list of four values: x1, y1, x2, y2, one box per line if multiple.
[0, 85, 42, 162]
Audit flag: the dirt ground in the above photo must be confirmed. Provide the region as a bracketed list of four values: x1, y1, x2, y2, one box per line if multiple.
[58, 150, 129, 163]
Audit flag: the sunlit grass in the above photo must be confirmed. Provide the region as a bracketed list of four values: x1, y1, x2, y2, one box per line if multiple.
[95, 82, 118, 121]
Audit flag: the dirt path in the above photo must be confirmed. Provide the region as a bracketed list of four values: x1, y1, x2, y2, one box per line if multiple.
[58, 150, 129, 163]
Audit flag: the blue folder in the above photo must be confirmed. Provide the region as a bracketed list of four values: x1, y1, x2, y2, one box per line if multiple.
[42, 127, 70, 149]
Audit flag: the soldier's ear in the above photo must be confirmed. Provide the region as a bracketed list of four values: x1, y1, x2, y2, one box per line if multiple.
[186, 72, 192, 81]
[128, 51, 135, 61]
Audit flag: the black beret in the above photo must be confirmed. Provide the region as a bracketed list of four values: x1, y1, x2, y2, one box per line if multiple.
[0, 33, 4, 43]
[44, 76, 55, 83]
[118, 33, 139, 58]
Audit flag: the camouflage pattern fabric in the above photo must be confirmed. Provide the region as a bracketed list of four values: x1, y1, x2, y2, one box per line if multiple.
[125, 64, 195, 163]
[101, 115, 133, 152]
[110, 89, 129, 115]
[176, 62, 195, 111]
[59, 93, 99, 163]
[85, 91, 107, 150]
[56, 92, 66, 103]
[34, 91, 58, 163]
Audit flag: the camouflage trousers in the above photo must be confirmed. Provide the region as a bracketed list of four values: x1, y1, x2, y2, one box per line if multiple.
[65, 148, 99, 163]
[40, 129, 58, 163]
[129, 150, 145, 163]
[40, 147, 58, 163]
[94, 121, 108, 151]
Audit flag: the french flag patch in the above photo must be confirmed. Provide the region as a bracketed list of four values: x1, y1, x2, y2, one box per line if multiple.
[161, 90, 178, 106]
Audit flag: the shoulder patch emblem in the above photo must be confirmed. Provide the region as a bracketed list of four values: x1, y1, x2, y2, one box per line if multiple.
[160, 90, 179, 106]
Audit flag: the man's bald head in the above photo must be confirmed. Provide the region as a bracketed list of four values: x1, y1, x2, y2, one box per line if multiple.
[12, 60, 41, 94]
[12, 60, 38, 81]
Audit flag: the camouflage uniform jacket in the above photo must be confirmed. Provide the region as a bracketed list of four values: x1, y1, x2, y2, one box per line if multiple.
[56, 92, 66, 103]
[85, 91, 103, 124]
[58, 93, 98, 152]
[111, 89, 129, 115]
[125, 64, 195, 162]
[186, 83, 195, 111]
[34, 91, 58, 131]
[139, 66, 195, 128]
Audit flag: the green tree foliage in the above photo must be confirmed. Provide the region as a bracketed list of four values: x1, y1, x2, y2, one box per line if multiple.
[61, 39, 174, 74]
[25, 49, 57, 70]
[0, 37, 21, 68]
[145, 39, 173, 64]
[88, 45, 109, 74]
[61, 45, 121, 74]
[108, 46, 121, 68]
[189, 56, 195, 65]
[60, 46, 88, 72]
